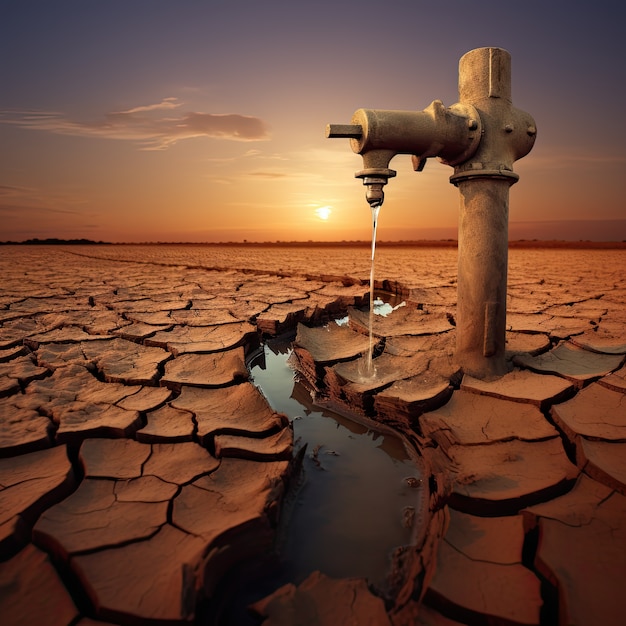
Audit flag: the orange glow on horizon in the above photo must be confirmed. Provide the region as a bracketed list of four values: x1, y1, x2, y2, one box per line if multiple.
[1, 4, 624, 243]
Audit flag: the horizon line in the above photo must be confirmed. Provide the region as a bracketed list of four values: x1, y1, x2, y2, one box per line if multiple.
[2, 237, 626, 248]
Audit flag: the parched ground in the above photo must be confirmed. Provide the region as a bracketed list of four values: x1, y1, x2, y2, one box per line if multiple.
[0, 244, 625, 626]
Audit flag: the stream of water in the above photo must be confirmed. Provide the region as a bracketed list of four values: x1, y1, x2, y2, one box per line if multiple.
[364, 204, 381, 377]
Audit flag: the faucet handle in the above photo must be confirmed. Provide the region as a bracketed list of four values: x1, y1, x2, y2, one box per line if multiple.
[325, 124, 363, 139]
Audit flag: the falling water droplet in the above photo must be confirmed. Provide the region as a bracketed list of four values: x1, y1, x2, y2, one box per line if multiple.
[365, 202, 381, 377]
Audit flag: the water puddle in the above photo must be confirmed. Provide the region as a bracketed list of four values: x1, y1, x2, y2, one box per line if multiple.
[212, 334, 424, 624]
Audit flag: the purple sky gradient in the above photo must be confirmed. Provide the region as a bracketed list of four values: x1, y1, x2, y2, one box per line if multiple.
[1, 0, 624, 242]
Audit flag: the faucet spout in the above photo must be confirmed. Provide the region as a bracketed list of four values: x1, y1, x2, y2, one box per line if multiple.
[355, 167, 397, 208]
[326, 102, 481, 207]
[326, 124, 398, 207]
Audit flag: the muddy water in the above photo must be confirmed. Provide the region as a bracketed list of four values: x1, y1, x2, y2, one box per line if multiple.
[213, 335, 424, 623]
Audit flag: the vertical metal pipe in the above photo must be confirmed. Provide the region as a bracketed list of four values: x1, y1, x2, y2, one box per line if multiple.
[451, 47, 535, 379]
[455, 177, 512, 378]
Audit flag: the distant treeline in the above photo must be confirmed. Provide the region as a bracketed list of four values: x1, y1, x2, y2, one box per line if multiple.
[0, 238, 109, 246]
[2, 238, 625, 249]
[508, 240, 626, 249]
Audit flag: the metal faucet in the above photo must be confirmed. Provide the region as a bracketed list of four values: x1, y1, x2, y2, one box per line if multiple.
[327, 99, 482, 207]
[326, 47, 537, 379]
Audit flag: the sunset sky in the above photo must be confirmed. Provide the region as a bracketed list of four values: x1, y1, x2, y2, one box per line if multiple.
[1, 0, 624, 243]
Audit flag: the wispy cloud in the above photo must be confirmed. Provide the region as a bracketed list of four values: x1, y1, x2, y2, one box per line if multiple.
[249, 171, 289, 179]
[0, 184, 29, 196]
[0, 184, 93, 219]
[113, 98, 181, 115]
[519, 147, 626, 170]
[202, 146, 359, 188]
[0, 98, 270, 149]
[0, 204, 83, 216]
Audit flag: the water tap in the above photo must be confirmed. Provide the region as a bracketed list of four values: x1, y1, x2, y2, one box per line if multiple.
[326, 100, 482, 207]
[326, 47, 537, 380]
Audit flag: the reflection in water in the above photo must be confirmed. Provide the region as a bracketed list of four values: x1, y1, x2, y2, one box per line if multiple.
[335, 294, 406, 327]
[208, 337, 424, 624]
[251, 337, 422, 581]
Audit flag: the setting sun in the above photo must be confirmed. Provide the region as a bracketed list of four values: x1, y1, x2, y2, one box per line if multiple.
[315, 206, 332, 220]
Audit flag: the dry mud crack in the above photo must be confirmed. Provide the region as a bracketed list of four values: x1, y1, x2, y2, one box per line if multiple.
[1, 245, 625, 625]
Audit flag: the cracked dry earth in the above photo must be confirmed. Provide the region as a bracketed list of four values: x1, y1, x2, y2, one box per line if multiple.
[1, 244, 625, 626]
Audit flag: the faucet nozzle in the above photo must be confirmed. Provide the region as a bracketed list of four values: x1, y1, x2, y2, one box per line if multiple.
[364, 179, 385, 207]
[355, 168, 396, 208]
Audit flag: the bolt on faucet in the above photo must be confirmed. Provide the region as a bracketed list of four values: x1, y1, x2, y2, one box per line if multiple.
[326, 47, 537, 380]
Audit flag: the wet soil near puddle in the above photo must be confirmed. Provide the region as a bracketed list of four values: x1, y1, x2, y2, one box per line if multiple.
[213, 333, 424, 624]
